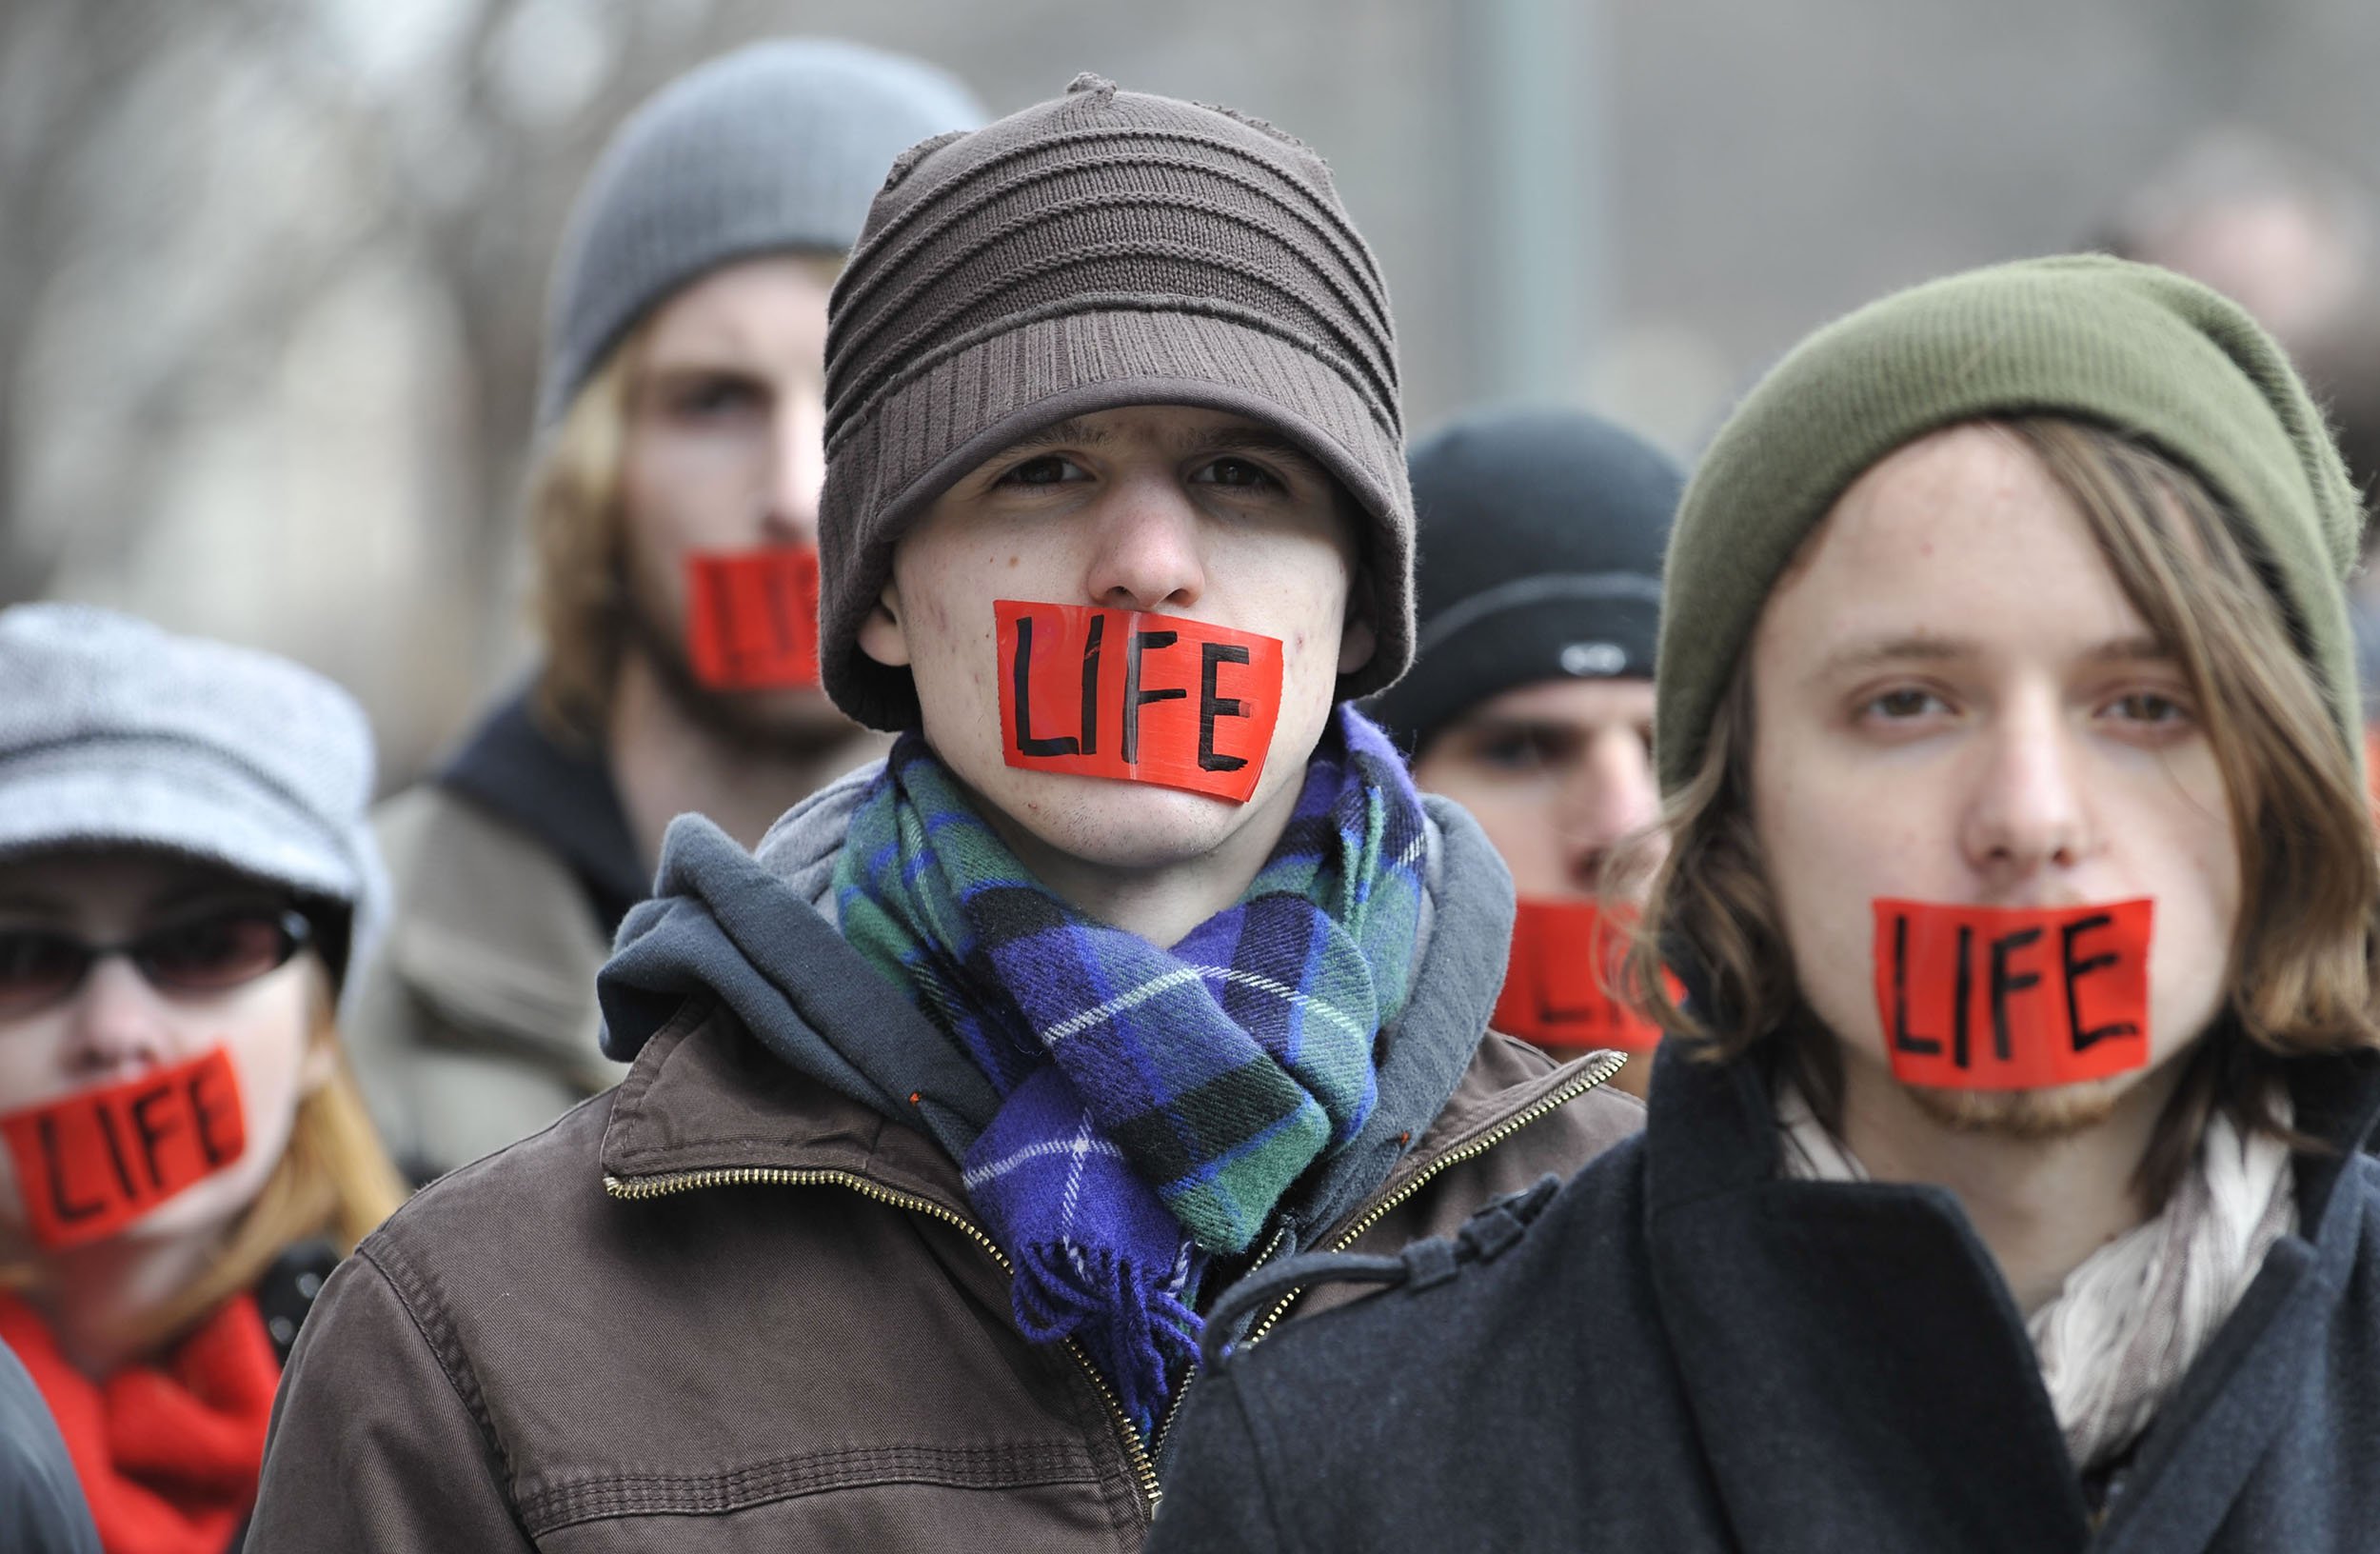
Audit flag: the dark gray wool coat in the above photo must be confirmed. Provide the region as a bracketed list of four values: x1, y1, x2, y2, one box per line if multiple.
[1147, 1039, 2380, 1553]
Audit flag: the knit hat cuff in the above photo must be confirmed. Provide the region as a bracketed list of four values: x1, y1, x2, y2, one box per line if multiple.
[821, 307, 1415, 729]
[1368, 580, 1658, 756]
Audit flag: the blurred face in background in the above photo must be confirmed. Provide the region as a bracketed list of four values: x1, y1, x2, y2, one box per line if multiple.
[0, 849, 328, 1264]
[616, 252, 848, 745]
[1413, 677, 1664, 899]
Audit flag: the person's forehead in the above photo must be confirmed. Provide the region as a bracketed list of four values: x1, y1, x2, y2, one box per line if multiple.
[0, 850, 264, 921]
[636, 254, 839, 363]
[1449, 675, 1657, 730]
[1758, 425, 2146, 651]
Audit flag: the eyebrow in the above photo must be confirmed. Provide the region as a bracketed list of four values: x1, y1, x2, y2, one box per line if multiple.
[989, 417, 1330, 478]
[1814, 631, 2173, 679]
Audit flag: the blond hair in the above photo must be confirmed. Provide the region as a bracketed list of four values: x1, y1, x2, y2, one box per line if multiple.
[529, 337, 638, 741]
[1625, 416, 2380, 1199]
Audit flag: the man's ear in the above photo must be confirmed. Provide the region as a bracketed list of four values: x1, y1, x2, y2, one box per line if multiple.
[1337, 569, 1378, 675]
[857, 577, 913, 668]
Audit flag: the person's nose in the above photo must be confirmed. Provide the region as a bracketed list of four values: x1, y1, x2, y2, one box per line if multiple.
[1561, 727, 1662, 893]
[59, 956, 173, 1086]
[759, 381, 826, 546]
[1083, 474, 1206, 612]
[1959, 694, 2091, 884]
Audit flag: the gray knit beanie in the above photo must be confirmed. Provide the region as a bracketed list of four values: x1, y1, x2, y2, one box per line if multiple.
[818, 72, 1413, 730]
[0, 605, 390, 1007]
[537, 38, 984, 428]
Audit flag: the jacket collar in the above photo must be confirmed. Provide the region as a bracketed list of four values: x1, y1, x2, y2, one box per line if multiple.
[597, 763, 1527, 1261]
[439, 685, 647, 936]
[1639, 1038, 2380, 1553]
[595, 987, 1597, 1255]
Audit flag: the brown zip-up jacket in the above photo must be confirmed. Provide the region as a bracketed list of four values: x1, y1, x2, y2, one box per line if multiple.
[248, 996, 1636, 1551]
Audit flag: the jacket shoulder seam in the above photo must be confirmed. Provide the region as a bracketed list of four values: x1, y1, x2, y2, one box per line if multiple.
[357, 1239, 523, 1496]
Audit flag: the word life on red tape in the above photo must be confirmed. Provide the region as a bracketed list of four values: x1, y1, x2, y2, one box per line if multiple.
[1492, 899, 1669, 1054]
[1873, 899, 2153, 1090]
[685, 547, 821, 690]
[995, 600, 1284, 804]
[0, 1047, 247, 1249]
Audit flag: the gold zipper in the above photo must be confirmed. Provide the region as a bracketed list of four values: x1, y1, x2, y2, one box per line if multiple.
[1143, 1220, 1289, 1471]
[1236, 1049, 1627, 1350]
[602, 1166, 1165, 1515]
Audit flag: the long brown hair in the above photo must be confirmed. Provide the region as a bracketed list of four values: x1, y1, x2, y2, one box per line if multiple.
[1624, 416, 2380, 1201]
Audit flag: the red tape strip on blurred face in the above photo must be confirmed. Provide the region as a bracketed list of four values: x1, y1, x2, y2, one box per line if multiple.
[685, 547, 821, 689]
[1492, 899, 1669, 1053]
[994, 600, 1283, 804]
[1872, 899, 2152, 1090]
[0, 1047, 247, 1250]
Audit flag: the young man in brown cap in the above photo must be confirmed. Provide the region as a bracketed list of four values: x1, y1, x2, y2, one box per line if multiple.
[247, 74, 1636, 1550]
[1150, 256, 2380, 1551]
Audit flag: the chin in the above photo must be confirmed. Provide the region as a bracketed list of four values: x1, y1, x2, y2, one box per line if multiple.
[1901, 1073, 2136, 1139]
[988, 773, 1259, 873]
[732, 684, 857, 733]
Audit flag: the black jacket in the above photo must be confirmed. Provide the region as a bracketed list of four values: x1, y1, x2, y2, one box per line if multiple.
[1149, 1042, 2380, 1552]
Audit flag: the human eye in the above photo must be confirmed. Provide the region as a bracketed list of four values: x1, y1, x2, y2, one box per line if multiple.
[2098, 688, 2196, 734]
[1854, 685, 1954, 726]
[1475, 729, 1539, 772]
[1192, 455, 1286, 492]
[663, 372, 765, 421]
[995, 453, 1091, 488]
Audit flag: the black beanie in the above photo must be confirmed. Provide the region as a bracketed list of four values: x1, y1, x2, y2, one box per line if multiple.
[1364, 407, 1684, 757]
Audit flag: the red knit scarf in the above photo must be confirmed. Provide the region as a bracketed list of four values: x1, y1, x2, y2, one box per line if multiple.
[0, 1291, 279, 1554]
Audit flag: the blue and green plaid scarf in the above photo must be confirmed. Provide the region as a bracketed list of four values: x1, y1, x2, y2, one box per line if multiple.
[835, 707, 1428, 1429]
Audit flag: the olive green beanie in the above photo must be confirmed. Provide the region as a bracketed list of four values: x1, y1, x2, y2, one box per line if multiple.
[1656, 253, 2365, 795]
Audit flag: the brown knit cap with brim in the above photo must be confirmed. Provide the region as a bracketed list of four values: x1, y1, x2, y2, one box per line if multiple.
[818, 71, 1413, 730]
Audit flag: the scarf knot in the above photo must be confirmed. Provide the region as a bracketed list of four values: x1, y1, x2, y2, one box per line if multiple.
[837, 707, 1427, 1427]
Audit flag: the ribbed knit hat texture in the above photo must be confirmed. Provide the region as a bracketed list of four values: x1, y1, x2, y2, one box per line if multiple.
[537, 38, 983, 428]
[0, 604, 389, 1009]
[1366, 407, 1681, 757]
[818, 72, 1412, 730]
[1657, 254, 2365, 795]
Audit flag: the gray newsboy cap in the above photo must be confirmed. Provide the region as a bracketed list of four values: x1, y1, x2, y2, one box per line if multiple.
[0, 605, 389, 1000]
[537, 37, 984, 428]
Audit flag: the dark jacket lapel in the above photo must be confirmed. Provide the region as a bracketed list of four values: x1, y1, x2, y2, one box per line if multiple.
[1643, 1044, 2090, 1552]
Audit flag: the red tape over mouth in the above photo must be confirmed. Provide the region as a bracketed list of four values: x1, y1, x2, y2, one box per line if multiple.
[995, 600, 1284, 804]
[1873, 899, 2153, 1090]
[1492, 899, 1669, 1053]
[685, 547, 821, 690]
[0, 1047, 248, 1250]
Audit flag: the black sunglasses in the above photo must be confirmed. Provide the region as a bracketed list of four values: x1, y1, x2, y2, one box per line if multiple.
[0, 906, 315, 1018]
